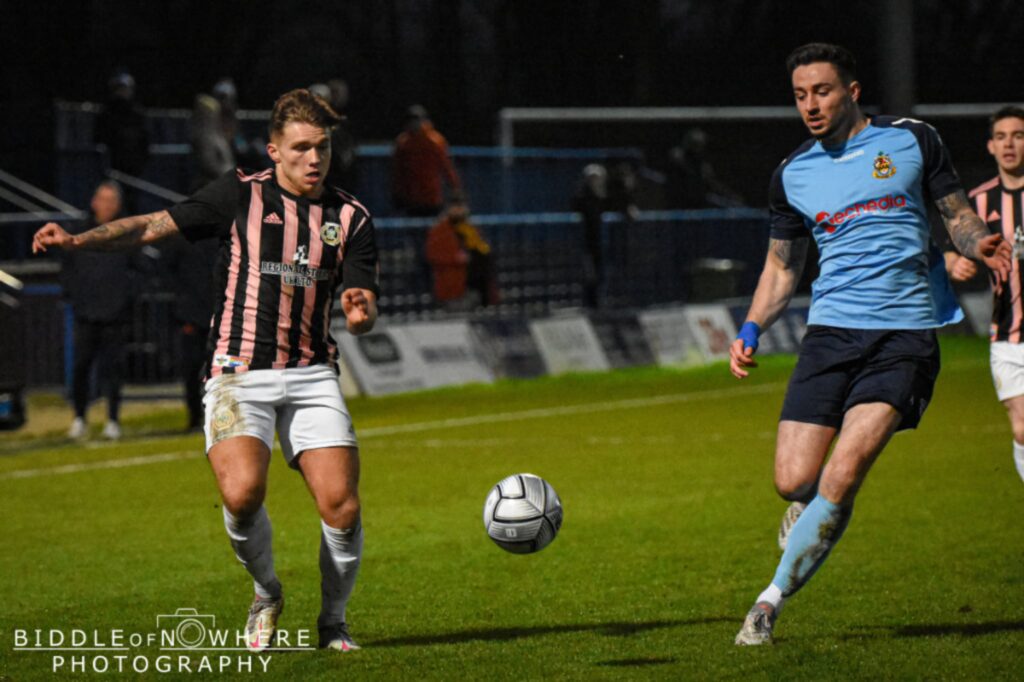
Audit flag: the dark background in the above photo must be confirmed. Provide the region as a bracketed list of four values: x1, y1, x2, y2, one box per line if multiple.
[3, 0, 1024, 197]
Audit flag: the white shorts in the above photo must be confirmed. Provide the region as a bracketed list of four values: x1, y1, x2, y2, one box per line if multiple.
[990, 342, 1024, 402]
[203, 364, 357, 467]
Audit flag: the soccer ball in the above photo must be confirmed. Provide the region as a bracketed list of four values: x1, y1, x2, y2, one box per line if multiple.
[482, 473, 563, 554]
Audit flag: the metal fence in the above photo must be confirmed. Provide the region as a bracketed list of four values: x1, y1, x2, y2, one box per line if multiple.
[8, 209, 768, 388]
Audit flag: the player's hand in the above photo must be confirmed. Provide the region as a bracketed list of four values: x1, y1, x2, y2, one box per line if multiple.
[729, 338, 759, 379]
[948, 255, 978, 282]
[32, 222, 75, 254]
[978, 233, 1012, 294]
[341, 288, 376, 334]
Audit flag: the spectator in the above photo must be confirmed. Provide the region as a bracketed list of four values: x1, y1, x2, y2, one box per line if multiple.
[667, 128, 744, 208]
[311, 79, 359, 191]
[94, 69, 150, 179]
[572, 164, 609, 307]
[190, 94, 235, 191]
[60, 181, 136, 440]
[160, 234, 218, 431]
[212, 78, 266, 169]
[392, 105, 462, 216]
[425, 201, 498, 310]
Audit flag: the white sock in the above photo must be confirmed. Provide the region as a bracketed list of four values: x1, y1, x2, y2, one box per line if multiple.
[1013, 441, 1024, 484]
[756, 583, 786, 613]
[318, 519, 363, 629]
[222, 506, 281, 600]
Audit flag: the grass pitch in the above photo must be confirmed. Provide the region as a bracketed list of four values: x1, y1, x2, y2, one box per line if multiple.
[1, 336, 1022, 680]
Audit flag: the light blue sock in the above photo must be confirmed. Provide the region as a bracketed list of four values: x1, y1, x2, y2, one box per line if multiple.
[770, 495, 853, 598]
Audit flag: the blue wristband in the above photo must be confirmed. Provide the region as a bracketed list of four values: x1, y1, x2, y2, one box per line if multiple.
[737, 321, 761, 352]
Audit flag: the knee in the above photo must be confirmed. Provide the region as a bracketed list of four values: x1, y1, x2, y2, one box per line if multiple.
[774, 476, 816, 503]
[221, 485, 266, 521]
[319, 493, 360, 530]
[1010, 418, 1024, 445]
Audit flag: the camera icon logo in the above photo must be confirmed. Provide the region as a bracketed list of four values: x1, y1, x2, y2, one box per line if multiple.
[156, 608, 216, 649]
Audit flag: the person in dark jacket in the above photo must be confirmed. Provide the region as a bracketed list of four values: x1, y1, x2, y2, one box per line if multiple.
[61, 181, 136, 439]
[160, 233, 218, 431]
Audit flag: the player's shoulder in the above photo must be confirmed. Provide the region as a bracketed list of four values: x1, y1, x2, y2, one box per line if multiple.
[235, 167, 274, 184]
[968, 175, 1000, 199]
[327, 185, 373, 219]
[772, 138, 818, 180]
[871, 115, 943, 142]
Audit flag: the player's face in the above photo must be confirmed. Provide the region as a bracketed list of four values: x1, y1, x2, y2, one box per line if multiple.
[791, 62, 860, 142]
[988, 117, 1024, 175]
[267, 122, 332, 197]
[90, 186, 122, 224]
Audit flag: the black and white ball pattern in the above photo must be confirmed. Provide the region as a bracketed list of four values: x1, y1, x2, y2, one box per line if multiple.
[483, 473, 563, 554]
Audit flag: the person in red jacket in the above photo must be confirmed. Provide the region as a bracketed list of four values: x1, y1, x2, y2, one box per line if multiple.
[392, 105, 462, 216]
[425, 201, 498, 310]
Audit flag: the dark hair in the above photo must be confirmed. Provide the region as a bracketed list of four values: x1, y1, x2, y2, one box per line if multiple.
[95, 179, 124, 202]
[786, 43, 857, 83]
[989, 105, 1024, 137]
[268, 88, 341, 139]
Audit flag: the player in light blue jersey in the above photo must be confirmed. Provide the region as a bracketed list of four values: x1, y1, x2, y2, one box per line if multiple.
[729, 43, 1012, 646]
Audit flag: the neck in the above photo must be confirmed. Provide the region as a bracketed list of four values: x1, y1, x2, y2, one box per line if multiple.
[275, 166, 323, 199]
[821, 108, 868, 149]
[999, 167, 1024, 191]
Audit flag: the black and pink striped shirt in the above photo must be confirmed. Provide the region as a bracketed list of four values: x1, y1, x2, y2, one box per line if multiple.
[970, 176, 1024, 342]
[168, 168, 379, 378]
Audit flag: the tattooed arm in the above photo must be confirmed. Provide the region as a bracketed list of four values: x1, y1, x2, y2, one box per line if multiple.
[745, 237, 809, 329]
[32, 210, 180, 253]
[730, 236, 809, 378]
[936, 191, 1011, 288]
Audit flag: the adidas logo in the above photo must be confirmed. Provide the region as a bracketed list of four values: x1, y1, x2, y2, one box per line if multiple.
[987, 210, 1001, 222]
[263, 212, 283, 224]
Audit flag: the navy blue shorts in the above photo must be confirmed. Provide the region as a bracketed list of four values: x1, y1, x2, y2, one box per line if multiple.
[779, 325, 940, 431]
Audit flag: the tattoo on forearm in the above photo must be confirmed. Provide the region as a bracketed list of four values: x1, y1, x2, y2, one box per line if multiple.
[72, 211, 175, 251]
[937, 191, 987, 257]
[144, 211, 177, 241]
[768, 237, 809, 271]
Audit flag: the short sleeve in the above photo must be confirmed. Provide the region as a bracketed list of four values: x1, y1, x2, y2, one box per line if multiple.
[167, 171, 238, 242]
[907, 121, 963, 202]
[768, 162, 807, 240]
[341, 213, 380, 298]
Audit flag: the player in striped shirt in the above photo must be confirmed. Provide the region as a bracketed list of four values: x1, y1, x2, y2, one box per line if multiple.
[947, 106, 1024, 483]
[34, 89, 376, 653]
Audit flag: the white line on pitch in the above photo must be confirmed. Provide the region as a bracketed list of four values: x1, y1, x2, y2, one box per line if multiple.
[0, 382, 784, 481]
[0, 451, 200, 480]
[356, 381, 786, 438]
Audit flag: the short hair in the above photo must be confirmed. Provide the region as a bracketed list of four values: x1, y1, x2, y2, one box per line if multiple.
[268, 88, 341, 139]
[95, 179, 124, 202]
[786, 43, 857, 84]
[989, 105, 1024, 137]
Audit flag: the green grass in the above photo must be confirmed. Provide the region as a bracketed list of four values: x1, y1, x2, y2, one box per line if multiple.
[1, 336, 1022, 680]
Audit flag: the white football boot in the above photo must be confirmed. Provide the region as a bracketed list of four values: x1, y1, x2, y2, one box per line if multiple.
[735, 602, 777, 646]
[245, 595, 284, 653]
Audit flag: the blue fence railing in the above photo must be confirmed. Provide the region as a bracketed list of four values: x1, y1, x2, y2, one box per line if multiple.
[11, 210, 769, 387]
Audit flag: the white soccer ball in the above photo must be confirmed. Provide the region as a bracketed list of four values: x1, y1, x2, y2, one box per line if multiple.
[482, 473, 563, 554]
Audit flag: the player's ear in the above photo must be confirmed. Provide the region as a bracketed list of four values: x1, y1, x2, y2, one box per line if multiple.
[848, 80, 861, 102]
[266, 140, 281, 164]
[987, 138, 997, 158]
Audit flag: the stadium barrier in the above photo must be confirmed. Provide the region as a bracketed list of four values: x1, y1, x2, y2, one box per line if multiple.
[328, 300, 813, 397]
[8, 210, 771, 388]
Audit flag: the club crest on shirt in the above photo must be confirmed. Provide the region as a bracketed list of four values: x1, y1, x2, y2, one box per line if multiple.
[320, 222, 341, 246]
[872, 151, 896, 179]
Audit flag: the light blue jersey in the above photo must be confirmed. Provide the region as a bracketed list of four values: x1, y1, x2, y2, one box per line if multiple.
[770, 116, 964, 329]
